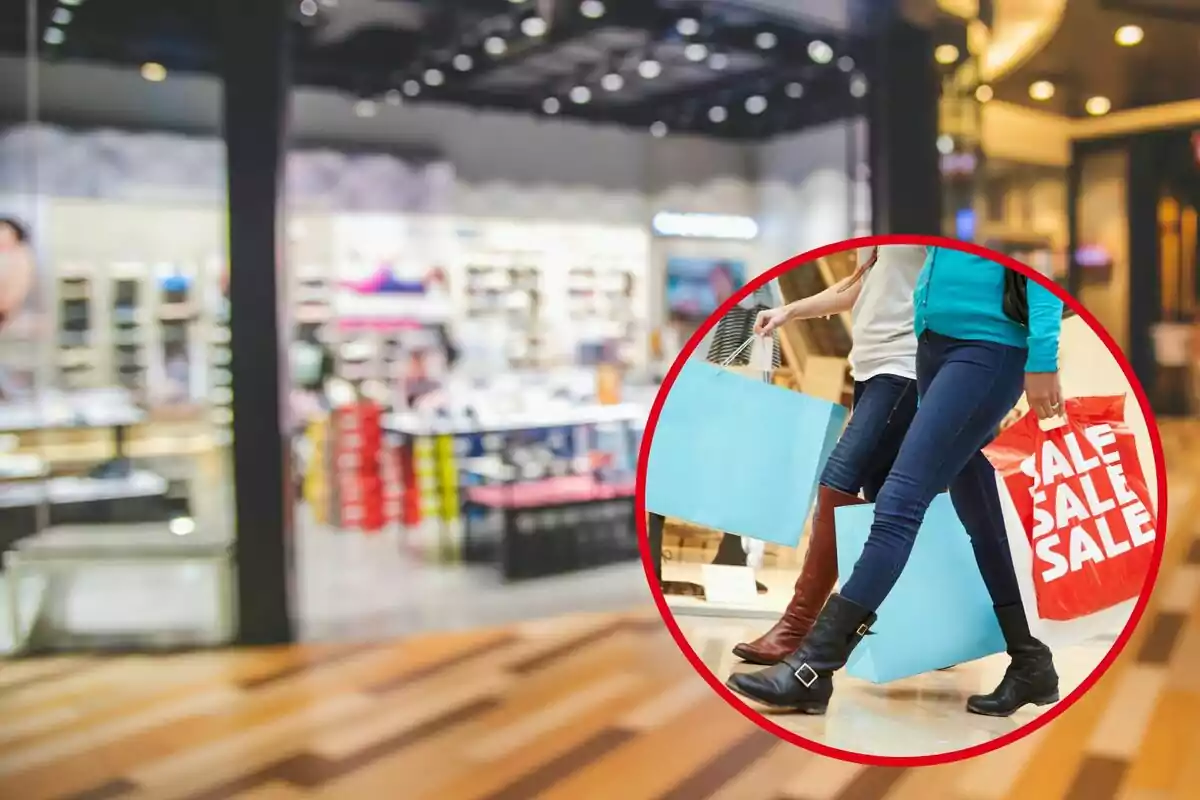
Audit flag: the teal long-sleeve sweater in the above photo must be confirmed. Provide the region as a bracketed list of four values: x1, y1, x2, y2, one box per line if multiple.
[914, 247, 1063, 373]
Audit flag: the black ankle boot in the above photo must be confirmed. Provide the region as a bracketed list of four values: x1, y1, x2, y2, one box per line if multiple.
[725, 593, 875, 715]
[967, 603, 1059, 717]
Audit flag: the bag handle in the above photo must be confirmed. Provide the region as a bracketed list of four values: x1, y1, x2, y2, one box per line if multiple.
[721, 335, 772, 383]
[720, 335, 757, 367]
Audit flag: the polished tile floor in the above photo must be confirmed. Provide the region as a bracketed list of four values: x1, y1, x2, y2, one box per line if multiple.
[677, 614, 1115, 758]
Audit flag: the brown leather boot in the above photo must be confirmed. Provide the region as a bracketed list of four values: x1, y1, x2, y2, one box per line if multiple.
[732, 486, 866, 665]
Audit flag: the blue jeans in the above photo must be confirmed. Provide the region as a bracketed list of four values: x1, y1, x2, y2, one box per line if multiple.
[820, 374, 918, 501]
[839, 331, 1027, 612]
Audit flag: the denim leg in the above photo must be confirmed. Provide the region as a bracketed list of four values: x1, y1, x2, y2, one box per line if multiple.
[818, 374, 917, 497]
[838, 335, 1027, 611]
[950, 450, 1023, 607]
[859, 379, 920, 502]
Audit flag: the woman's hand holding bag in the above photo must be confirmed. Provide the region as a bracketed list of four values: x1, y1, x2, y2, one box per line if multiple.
[1025, 371, 1065, 420]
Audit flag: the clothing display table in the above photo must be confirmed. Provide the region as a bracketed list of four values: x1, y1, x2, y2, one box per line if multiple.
[385, 401, 645, 573]
[0, 389, 171, 554]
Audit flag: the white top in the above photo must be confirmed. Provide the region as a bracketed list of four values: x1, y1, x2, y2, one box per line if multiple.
[847, 245, 924, 382]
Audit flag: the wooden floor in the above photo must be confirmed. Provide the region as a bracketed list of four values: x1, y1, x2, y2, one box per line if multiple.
[0, 424, 1197, 800]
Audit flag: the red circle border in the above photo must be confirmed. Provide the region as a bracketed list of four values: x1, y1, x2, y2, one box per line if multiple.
[634, 234, 1170, 767]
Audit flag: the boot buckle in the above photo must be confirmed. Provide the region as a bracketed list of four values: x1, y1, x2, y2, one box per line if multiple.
[856, 623, 870, 637]
[793, 662, 818, 687]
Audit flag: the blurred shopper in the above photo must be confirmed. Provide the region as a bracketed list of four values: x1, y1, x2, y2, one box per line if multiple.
[728, 248, 1065, 718]
[731, 245, 924, 664]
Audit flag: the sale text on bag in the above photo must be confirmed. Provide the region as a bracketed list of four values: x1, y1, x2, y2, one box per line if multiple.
[1019, 423, 1153, 583]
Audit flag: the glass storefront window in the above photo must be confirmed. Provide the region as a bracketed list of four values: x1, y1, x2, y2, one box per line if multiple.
[0, 2, 236, 654]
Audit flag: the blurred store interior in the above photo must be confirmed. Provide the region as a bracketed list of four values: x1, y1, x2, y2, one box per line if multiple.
[0, 0, 1198, 796]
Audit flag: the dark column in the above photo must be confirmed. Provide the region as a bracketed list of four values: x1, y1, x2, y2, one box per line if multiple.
[867, 18, 942, 235]
[1127, 135, 1161, 401]
[1066, 142, 1083, 297]
[219, 0, 295, 644]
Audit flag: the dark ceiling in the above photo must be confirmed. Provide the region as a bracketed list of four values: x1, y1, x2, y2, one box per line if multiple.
[990, 0, 1200, 119]
[0, 0, 887, 141]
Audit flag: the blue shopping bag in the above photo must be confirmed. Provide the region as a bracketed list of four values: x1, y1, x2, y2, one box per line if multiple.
[644, 359, 846, 547]
[836, 494, 1006, 683]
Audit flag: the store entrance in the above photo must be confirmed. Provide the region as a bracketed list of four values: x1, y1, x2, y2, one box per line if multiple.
[1149, 131, 1200, 415]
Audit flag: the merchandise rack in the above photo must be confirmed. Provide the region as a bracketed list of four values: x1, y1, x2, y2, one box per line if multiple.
[385, 402, 644, 577]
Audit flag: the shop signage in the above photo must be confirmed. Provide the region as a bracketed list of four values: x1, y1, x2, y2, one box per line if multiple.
[651, 211, 759, 240]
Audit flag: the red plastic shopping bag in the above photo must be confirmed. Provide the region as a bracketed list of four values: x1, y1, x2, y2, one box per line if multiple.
[984, 396, 1156, 621]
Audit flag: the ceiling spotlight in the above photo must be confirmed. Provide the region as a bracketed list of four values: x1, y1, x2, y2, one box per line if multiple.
[849, 75, 868, 98]
[59, 0, 84, 5]
[403, 79, 421, 96]
[52, 8, 73, 25]
[424, 68, 445, 86]
[708, 106, 727, 123]
[837, 56, 855, 72]
[580, 0, 605, 19]
[1029, 80, 1055, 101]
[570, 85, 592, 104]
[937, 134, 955, 155]
[745, 95, 768, 115]
[684, 43, 708, 62]
[808, 40, 833, 64]
[522, 16, 548, 37]
[140, 62, 167, 82]
[755, 31, 777, 50]
[385, 89, 402, 106]
[785, 82, 804, 99]
[299, 0, 319, 17]
[650, 121, 668, 138]
[676, 18, 700, 37]
[43, 27, 65, 45]
[935, 44, 959, 65]
[543, 97, 561, 114]
[1114, 24, 1144, 46]
[453, 53, 473, 71]
[601, 72, 624, 91]
[354, 99, 378, 118]
[638, 59, 662, 79]
[975, 84, 993, 102]
[708, 52, 729, 70]
[484, 36, 507, 56]
[1086, 96, 1112, 116]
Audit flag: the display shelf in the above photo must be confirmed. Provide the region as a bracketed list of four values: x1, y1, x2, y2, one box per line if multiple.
[56, 273, 96, 391]
[452, 219, 649, 371]
[384, 401, 646, 437]
[0, 390, 145, 432]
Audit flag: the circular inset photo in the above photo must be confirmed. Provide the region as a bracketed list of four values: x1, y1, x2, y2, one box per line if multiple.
[638, 236, 1166, 765]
